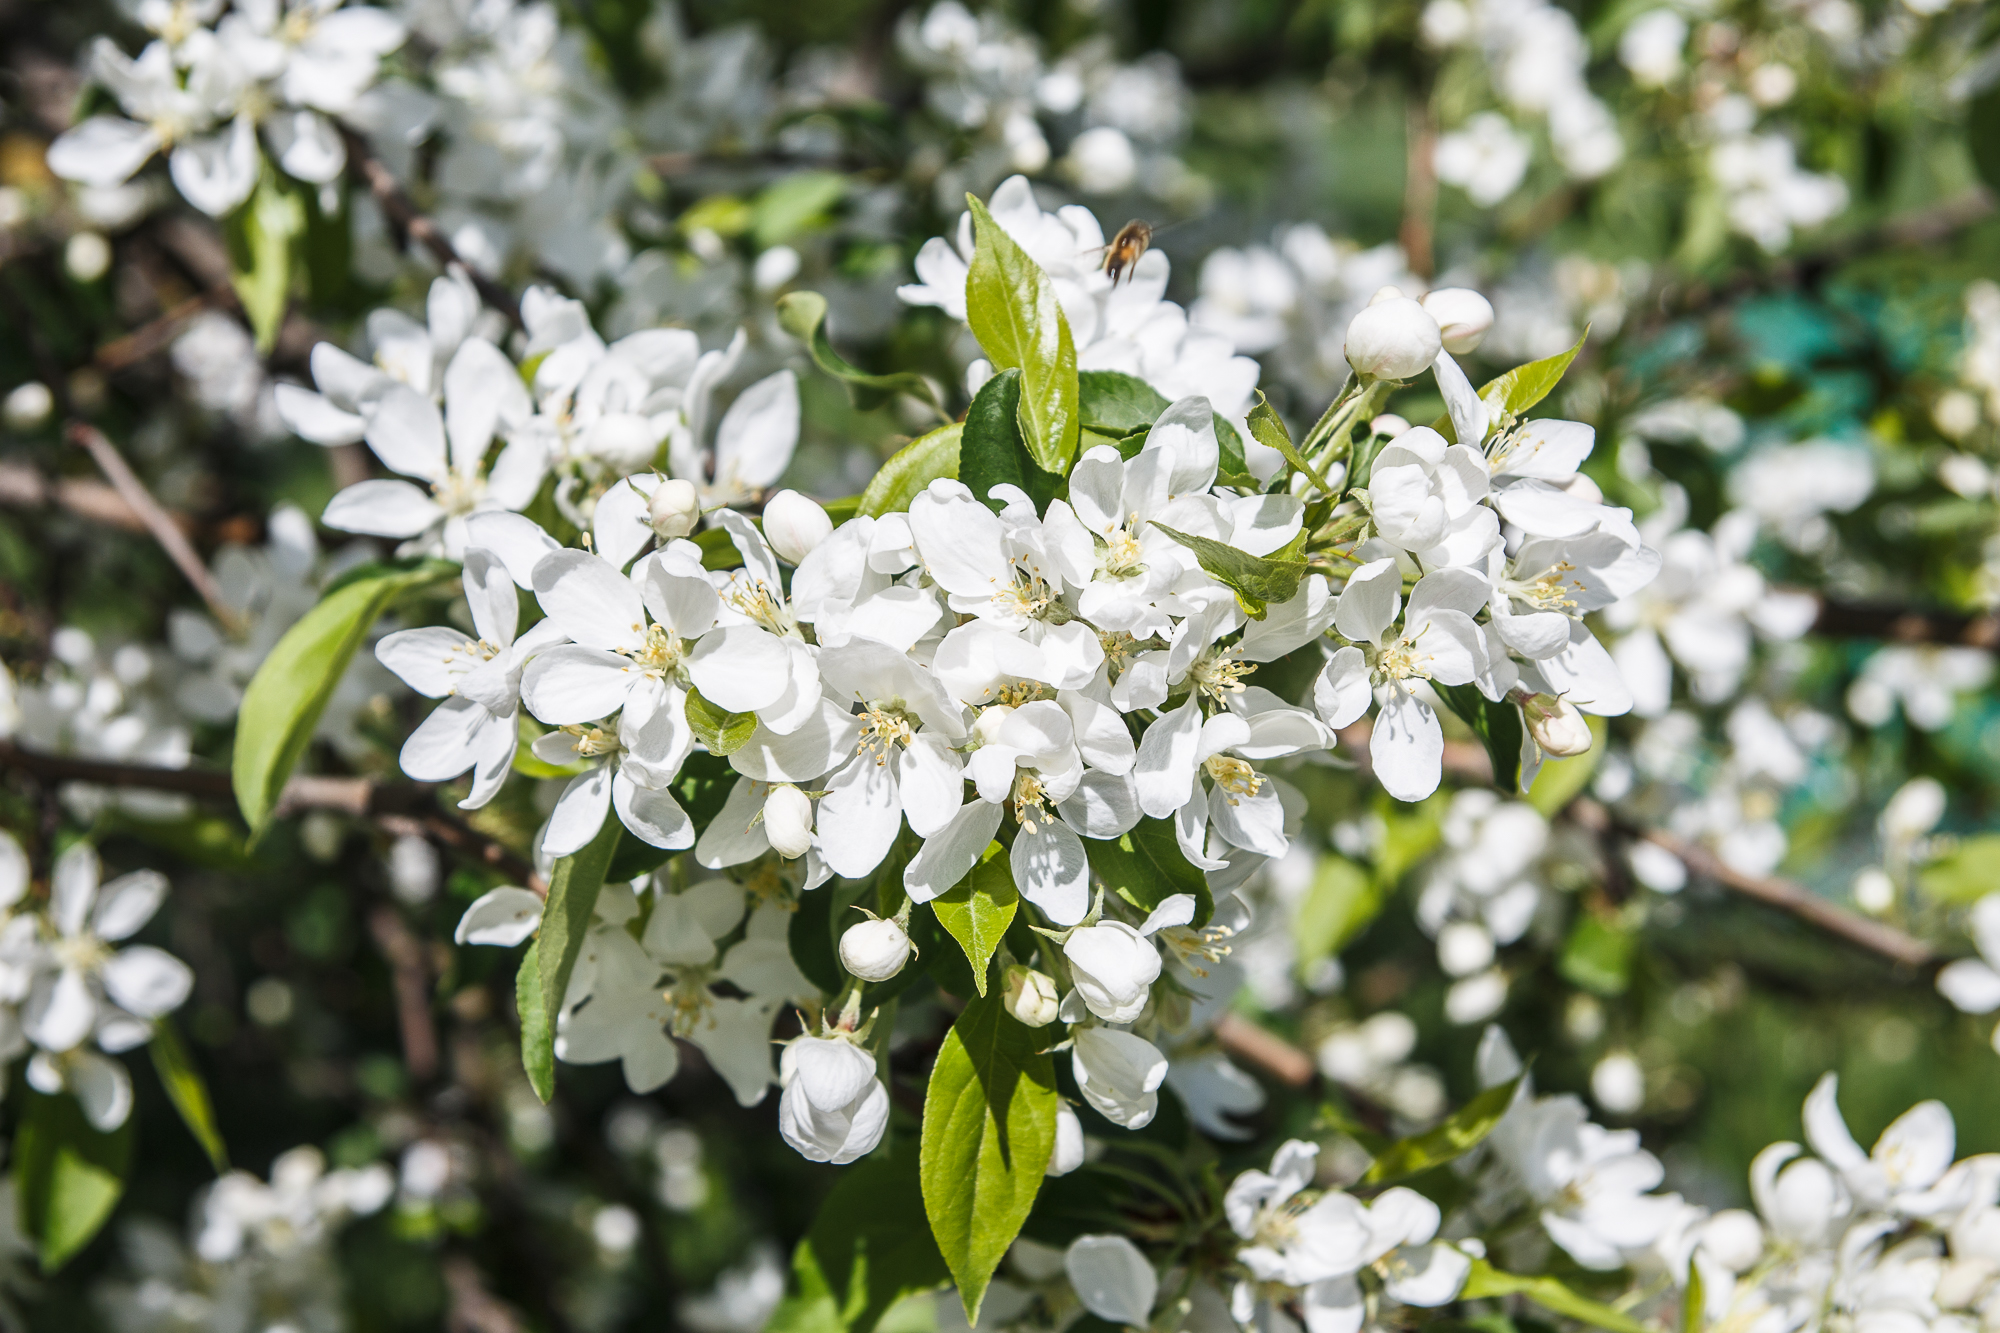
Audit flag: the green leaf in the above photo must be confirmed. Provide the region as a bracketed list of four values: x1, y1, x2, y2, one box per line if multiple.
[1293, 854, 1382, 972]
[1078, 370, 1168, 434]
[755, 173, 847, 248]
[1683, 1255, 1705, 1333]
[149, 1018, 227, 1172]
[685, 687, 758, 757]
[920, 994, 1058, 1324]
[1459, 1260, 1652, 1333]
[771, 1151, 951, 1333]
[779, 291, 943, 415]
[1919, 835, 2000, 904]
[931, 842, 1018, 997]
[1213, 414, 1255, 488]
[1363, 1073, 1523, 1185]
[513, 715, 589, 779]
[1478, 333, 1587, 422]
[859, 424, 961, 517]
[1087, 818, 1212, 926]
[1526, 715, 1607, 817]
[1559, 914, 1634, 997]
[1247, 391, 1335, 494]
[232, 558, 458, 836]
[228, 173, 305, 354]
[516, 942, 553, 1103]
[965, 194, 1079, 474]
[1151, 523, 1306, 620]
[522, 818, 622, 1102]
[14, 1089, 133, 1273]
[960, 368, 1064, 514]
[1435, 683, 1524, 794]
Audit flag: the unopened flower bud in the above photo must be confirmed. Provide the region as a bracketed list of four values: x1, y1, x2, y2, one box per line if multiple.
[839, 915, 911, 982]
[647, 478, 701, 539]
[1522, 693, 1592, 757]
[762, 489, 833, 565]
[1421, 287, 1496, 355]
[763, 784, 814, 859]
[1003, 964, 1060, 1028]
[1344, 296, 1442, 380]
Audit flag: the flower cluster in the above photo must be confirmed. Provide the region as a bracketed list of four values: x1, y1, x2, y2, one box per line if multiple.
[0, 834, 193, 1130]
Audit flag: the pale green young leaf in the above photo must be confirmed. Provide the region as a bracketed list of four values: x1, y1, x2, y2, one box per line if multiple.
[920, 994, 1058, 1323]
[232, 558, 457, 836]
[1919, 834, 2000, 904]
[14, 1089, 134, 1273]
[516, 941, 553, 1103]
[149, 1018, 227, 1172]
[1479, 331, 1588, 420]
[523, 818, 623, 1103]
[754, 173, 847, 248]
[1560, 914, 1634, 997]
[1459, 1259, 1653, 1333]
[858, 424, 961, 517]
[1363, 1073, 1523, 1184]
[685, 687, 759, 757]
[1151, 522, 1307, 620]
[930, 842, 1018, 996]
[778, 291, 943, 415]
[964, 194, 1079, 474]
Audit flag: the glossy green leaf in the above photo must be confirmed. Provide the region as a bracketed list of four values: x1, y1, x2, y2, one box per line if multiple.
[1919, 834, 2000, 904]
[1293, 854, 1382, 971]
[522, 818, 622, 1102]
[1460, 1260, 1652, 1333]
[1364, 1073, 1523, 1184]
[14, 1089, 133, 1273]
[1560, 914, 1634, 997]
[233, 558, 457, 836]
[931, 842, 1018, 996]
[755, 173, 847, 247]
[1152, 522, 1307, 620]
[229, 173, 305, 353]
[1087, 817, 1212, 926]
[778, 291, 943, 414]
[1479, 332, 1587, 420]
[686, 686, 758, 757]
[965, 195, 1079, 474]
[959, 368, 1063, 514]
[1214, 414, 1254, 488]
[149, 1018, 227, 1172]
[770, 1151, 950, 1333]
[1078, 370, 1168, 434]
[920, 994, 1058, 1324]
[859, 424, 961, 517]
[1247, 391, 1335, 494]
[1435, 683, 1525, 794]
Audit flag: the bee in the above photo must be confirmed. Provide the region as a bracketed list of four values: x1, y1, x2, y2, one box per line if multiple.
[1100, 220, 1154, 286]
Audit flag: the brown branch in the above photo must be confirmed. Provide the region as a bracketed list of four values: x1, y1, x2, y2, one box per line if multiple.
[341, 128, 520, 325]
[369, 904, 440, 1082]
[443, 1256, 527, 1333]
[1400, 94, 1437, 283]
[67, 421, 244, 635]
[94, 284, 239, 371]
[0, 458, 164, 535]
[1572, 797, 1936, 969]
[1214, 1011, 1316, 1088]
[1810, 596, 2000, 651]
[0, 742, 541, 890]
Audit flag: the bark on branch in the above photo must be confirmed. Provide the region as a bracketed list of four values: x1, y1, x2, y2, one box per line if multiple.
[340, 128, 521, 325]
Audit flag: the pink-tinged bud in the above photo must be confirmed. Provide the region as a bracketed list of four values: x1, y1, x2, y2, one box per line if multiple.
[1522, 693, 1593, 757]
[1345, 296, 1443, 380]
[1421, 287, 1495, 355]
[647, 478, 701, 539]
[761, 490, 833, 565]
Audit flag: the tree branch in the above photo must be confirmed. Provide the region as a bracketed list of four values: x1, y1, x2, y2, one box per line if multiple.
[1810, 596, 2000, 651]
[368, 903, 439, 1082]
[67, 421, 244, 635]
[1572, 797, 1936, 969]
[340, 128, 521, 325]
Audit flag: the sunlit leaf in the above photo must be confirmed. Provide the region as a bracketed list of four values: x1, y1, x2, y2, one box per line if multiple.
[779, 290, 943, 414]
[859, 424, 961, 517]
[965, 195, 1079, 474]
[1364, 1073, 1523, 1184]
[931, 842, 1018, 996]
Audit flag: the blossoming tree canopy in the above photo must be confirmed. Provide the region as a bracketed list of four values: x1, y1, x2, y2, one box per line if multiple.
[5, 0, 2000, 1324]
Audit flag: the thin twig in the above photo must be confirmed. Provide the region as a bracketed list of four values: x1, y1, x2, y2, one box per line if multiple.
[1810, 596, 2000, 651]
[340, 128, 520, 325]
[66, 421, 244, 635]
[94, 283, 238, 371]
[1400, 93, 1437, 282]
[1572, 797, 1936, 969]
[0, 459, 163, 535]
[1214, 1011, 1315, 1088]
[0, 742, 542, 890]
[368, 904, 439, 1082]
